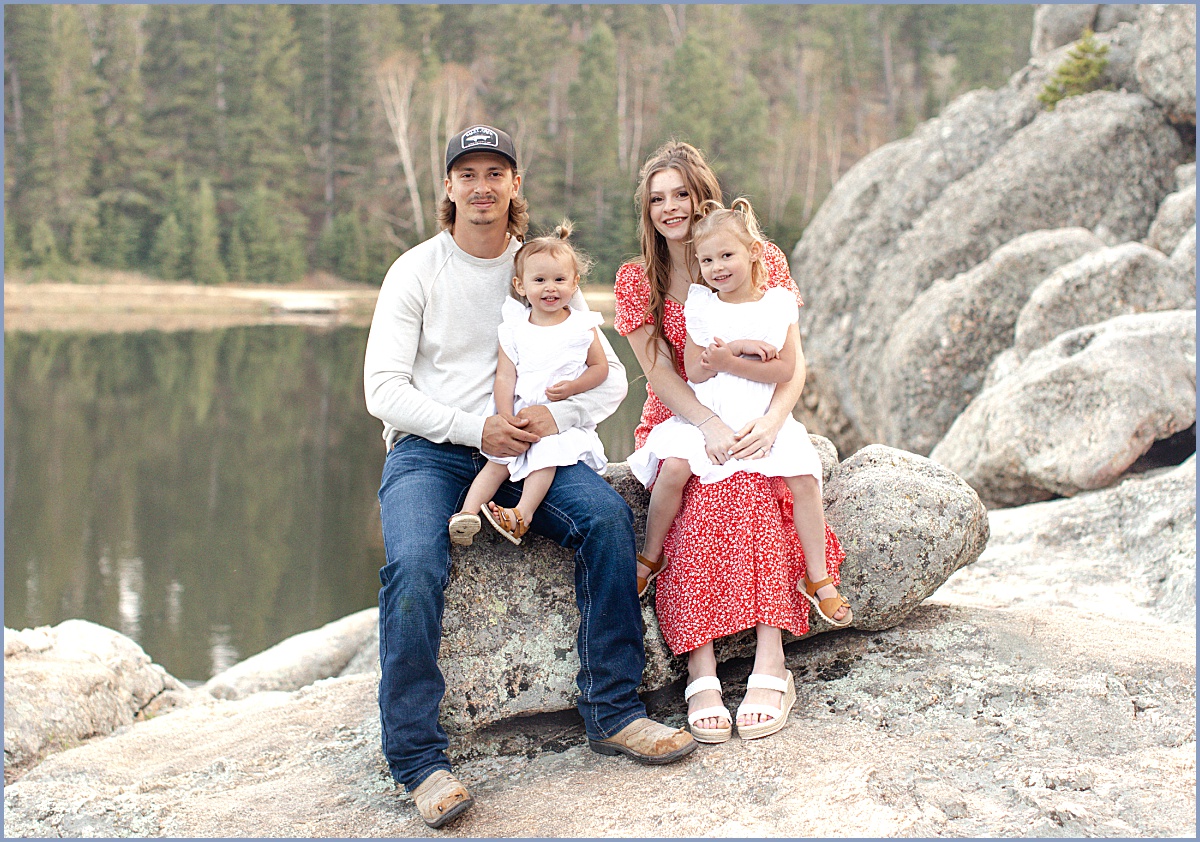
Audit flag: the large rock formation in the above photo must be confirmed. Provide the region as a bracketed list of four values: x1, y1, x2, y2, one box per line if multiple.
[1135, 3, 1197, 124]
[939, 457, 1196, 627]
[1029, 4, 1139, 57]
[4, 593, 1192, 837]
[3, 621, 196, 783]
[3, 444, 989, 772]
[1145, 171, 1198, 255]
[792, 11, 1193, 459]
[1008, 241, 1195, 361]
[204, 608, 378, 700]
[8, 452, 1195, 835]
[365, 444, 987, 735]
[878, 228, 1106, 455]
[932, 310, 1196, 508]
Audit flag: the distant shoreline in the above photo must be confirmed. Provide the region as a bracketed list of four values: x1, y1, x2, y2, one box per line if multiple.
[3, 272, 617, 333]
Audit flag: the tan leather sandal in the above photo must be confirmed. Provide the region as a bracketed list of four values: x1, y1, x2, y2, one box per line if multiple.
[636, 552, 666, 598]
[801, 575, 853, 627]
[481, 503, 528, 545]
[411, 769, 473, 829]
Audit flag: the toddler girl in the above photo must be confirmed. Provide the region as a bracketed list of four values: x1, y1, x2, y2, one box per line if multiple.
[628, 199, 852, 633]
[449, 222, 609, 546]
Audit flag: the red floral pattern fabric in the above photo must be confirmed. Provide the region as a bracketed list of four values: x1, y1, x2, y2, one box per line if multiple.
[613, 242, 845, 655]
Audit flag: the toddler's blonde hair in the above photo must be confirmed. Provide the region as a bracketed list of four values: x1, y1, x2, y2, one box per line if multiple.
[511, 220, 594, 303]
[690, 197, 768, 292]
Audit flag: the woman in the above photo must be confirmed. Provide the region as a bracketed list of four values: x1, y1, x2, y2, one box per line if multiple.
[613, 141, 849, 741]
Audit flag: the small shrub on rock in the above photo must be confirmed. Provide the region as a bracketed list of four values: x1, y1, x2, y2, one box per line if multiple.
[1038, 30, 1110, 110]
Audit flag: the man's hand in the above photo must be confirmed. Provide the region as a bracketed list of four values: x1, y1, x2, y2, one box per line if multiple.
[481, 413, 539, 458]
[515, 404, 560, 437]
[544, 380, 576, 401]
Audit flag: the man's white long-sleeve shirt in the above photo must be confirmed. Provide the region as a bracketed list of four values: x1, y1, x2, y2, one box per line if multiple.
[364, 229, 627, 450]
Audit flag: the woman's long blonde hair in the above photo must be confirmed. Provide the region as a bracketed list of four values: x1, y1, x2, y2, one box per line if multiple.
[633, 140, 722, 373]
[690, 197, 769, 294]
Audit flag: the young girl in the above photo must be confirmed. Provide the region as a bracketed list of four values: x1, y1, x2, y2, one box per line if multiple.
[627, 198, 852, 735]
[448, 223, 609, 546]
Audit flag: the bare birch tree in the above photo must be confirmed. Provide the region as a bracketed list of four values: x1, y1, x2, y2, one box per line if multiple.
[376, 53, 425, 240]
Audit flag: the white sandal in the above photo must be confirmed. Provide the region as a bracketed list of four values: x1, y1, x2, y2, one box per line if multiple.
[736, 670, 796, 740]
[684, 676, 733, 744]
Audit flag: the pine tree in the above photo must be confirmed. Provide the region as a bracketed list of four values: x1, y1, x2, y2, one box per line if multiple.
[293, 5, 374, 225]
[222, 6, 304, 200]
[1038, 29, 1110, 110]
[331, 212, 368, 283]
[226, 226, 248, 283]
[5, 6, 100, 249]
[142, 6, 223, 179]
[236, 184, 305, 283]
[191, 180, 228, 284]
[68, 217, 97, 265]
[93, 206, 140, 269]
[29, 218, 62, 268]
[150, 213, 185, 280]
[6, 212, 26, 270]
[83, 4, 157, 262]
[567, 22, 627, 284]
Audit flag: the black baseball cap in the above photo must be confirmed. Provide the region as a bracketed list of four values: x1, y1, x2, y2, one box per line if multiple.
[445, 125, 518, 174]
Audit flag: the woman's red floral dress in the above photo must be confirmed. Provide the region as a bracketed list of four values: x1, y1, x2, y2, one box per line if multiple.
[613, 242, 846, 655]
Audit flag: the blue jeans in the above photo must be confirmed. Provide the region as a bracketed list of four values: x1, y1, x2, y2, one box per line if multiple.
[377, 435, 647, 791]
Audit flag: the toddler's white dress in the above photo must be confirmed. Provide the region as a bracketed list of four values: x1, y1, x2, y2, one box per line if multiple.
[628, 285, 824, 489]
[488, 297, 608, 481]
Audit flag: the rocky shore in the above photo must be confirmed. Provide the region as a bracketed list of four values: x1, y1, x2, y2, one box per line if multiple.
[4, 5, 1195, 837]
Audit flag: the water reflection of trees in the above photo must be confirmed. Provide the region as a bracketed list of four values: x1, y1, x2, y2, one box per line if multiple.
[5, 325, 644, 681]
[4, 326, 383, 681]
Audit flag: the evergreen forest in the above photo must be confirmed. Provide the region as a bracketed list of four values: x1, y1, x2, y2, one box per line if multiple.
[4, 4, 1033, 288]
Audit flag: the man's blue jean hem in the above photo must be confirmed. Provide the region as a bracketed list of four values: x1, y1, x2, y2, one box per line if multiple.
[376, 435, 647, 791]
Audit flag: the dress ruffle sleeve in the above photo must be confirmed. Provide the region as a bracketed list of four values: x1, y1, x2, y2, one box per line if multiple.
[763, 286, 800, 326]
[613, 262, 651, 336]
[683, 284, 716, 346]
[566, 308, 605, 353]
[497, 296, 529, 363]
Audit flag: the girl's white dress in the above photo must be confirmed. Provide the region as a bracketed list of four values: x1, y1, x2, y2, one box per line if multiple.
[488, 297, 608, 481]
[628, 285, 824, 489]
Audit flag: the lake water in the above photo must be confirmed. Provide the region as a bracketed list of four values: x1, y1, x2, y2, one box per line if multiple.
[3, 325, 646, 682]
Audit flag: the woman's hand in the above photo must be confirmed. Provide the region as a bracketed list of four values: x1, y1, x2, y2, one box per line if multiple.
[730, 414, 785, 461]
[700, 416, 738, 465]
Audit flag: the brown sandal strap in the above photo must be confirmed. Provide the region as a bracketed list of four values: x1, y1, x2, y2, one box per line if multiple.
[637, 553, 665, 576]
[805, 575, 834, 597]
[500, 507, 527, 539]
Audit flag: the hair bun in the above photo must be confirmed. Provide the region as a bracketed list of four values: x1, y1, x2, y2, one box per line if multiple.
[553, 219, 574, 241]
[696, 198, 725, 219]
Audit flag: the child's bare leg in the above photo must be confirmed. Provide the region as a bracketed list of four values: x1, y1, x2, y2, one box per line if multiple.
[686, 642, 729, 731]
[737, 624, 787, 727]
[637, 457, 692, 580]
[501, 465, 555, 525]
[783, 474, 849, 623]
[458, 461, 511, 516]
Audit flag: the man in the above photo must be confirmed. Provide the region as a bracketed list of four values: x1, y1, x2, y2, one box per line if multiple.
[364, 125, 696, 830]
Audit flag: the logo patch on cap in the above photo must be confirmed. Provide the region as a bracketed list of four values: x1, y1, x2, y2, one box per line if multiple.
[461, 126, 499, 150]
